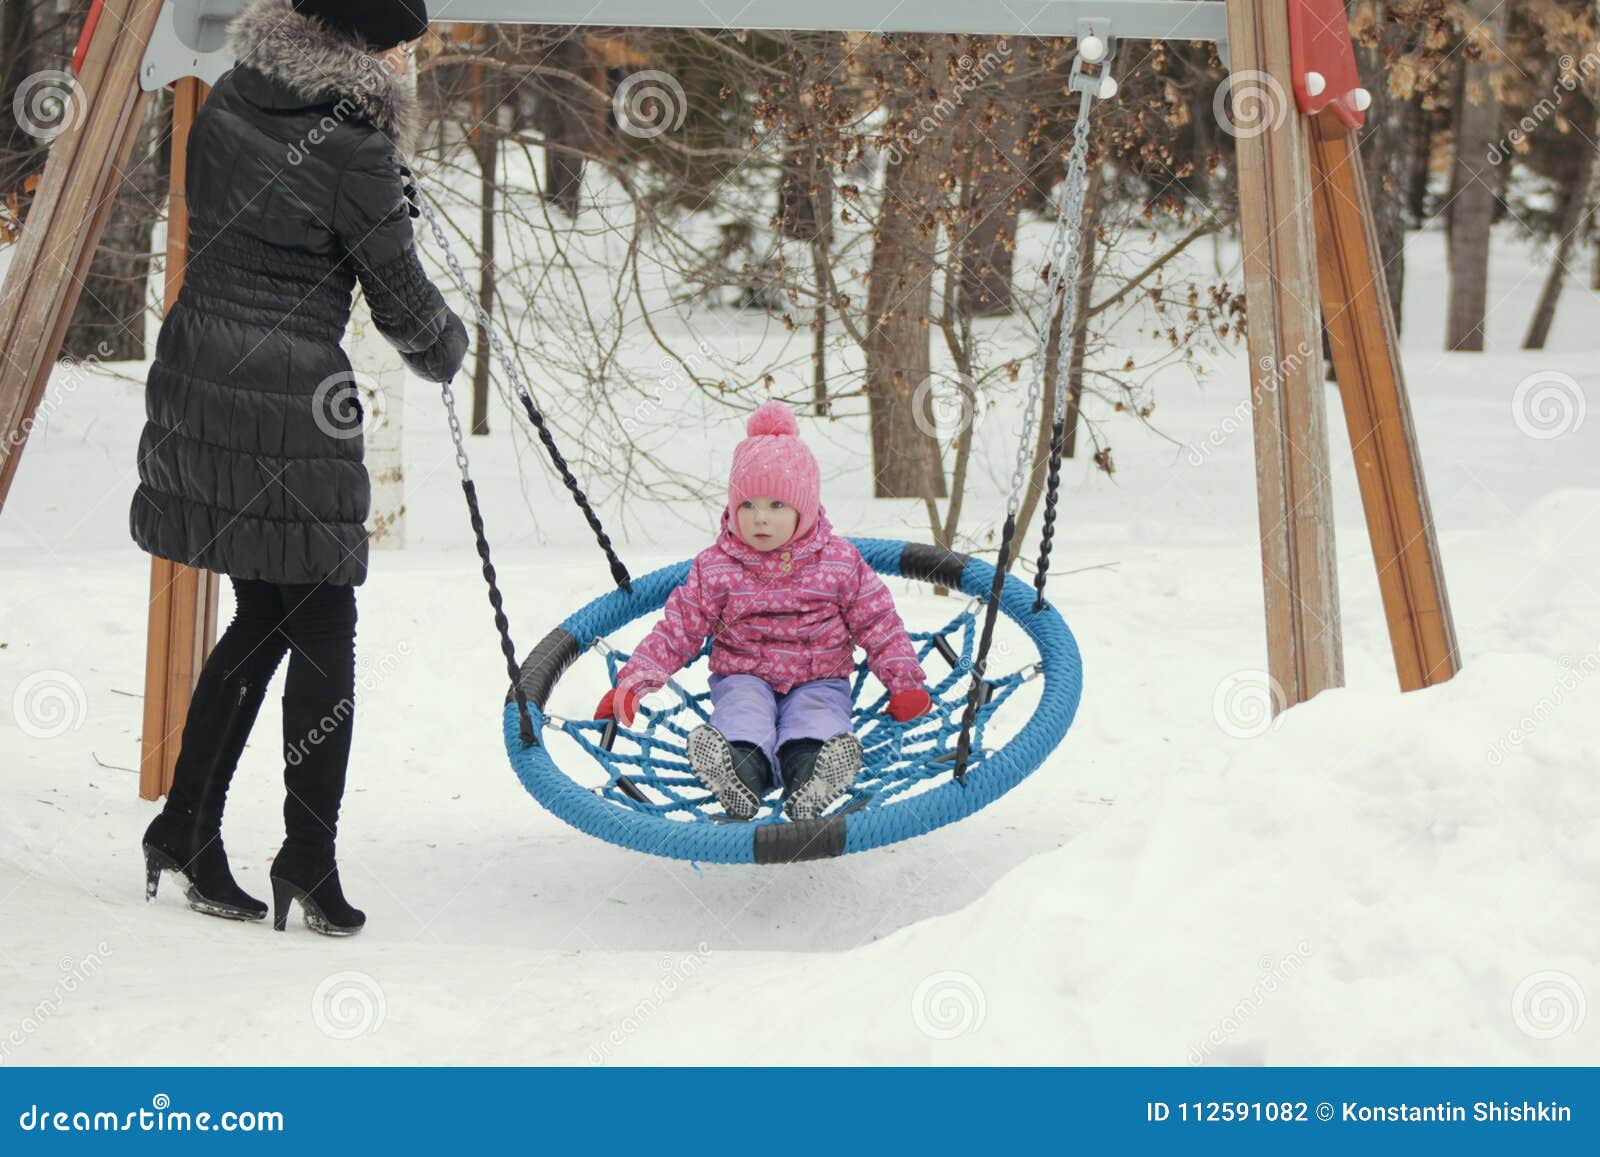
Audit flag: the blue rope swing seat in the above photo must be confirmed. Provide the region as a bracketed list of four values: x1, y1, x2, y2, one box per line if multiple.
[505, 540, 1084, 864]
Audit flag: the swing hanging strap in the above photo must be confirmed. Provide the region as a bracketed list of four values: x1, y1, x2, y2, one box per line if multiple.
[439, 370, 537, 747]
[954, 41, 1110, 779]
[413, 179, 633, 594]
[1030, 47, 1108, 614]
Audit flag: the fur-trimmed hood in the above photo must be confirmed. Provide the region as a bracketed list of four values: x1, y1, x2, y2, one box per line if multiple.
[226, 0, 420, 154]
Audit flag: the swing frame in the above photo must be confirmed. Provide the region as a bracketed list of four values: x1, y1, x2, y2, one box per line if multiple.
[0, 0, 1459, 803]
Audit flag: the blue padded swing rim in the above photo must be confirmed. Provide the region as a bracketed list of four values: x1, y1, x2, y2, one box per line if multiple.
[502, 538, 1083, 864]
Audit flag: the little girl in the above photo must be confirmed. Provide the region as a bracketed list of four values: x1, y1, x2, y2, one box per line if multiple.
[594, 401, 931, 821]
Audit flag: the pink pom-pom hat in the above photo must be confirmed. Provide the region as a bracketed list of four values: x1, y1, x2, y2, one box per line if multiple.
[727, 400, 821, 536]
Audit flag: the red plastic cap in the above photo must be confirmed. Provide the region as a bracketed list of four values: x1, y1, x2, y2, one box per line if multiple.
[1288, 0, 1368, 130]
[72, 0, 105, 77]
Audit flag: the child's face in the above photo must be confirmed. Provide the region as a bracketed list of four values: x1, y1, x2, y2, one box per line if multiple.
[735, 497, 799, 551]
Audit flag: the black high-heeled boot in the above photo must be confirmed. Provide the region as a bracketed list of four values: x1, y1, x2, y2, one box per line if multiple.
[142, 674, 271, 921]
[143, 811, 266, 920]
[270, 843, 365, 935]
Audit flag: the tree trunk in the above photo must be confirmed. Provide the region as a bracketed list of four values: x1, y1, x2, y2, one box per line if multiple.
[1351, 0, 1409, 337]
[1403, 98, 1432, 227]
[864, 37, 957, 499]
[1445, 1, 1505, 352]
[470, 66, 499, 436]
[1523, 146, 1597, 350]
[537, 33, 591, 218]
[957, 54, 1026, 319]
[1061, 166, 1102, 459]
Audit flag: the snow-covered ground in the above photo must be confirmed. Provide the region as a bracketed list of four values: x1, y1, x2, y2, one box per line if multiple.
[1, 218, 1596, 1065]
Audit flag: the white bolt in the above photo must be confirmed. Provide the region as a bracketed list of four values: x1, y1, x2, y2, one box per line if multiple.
[1305, 71, 1327, 97]
[1098, 74, 1119, 100]
[1349, 87, 1373, 111]
[1079, 34, 1107, 64]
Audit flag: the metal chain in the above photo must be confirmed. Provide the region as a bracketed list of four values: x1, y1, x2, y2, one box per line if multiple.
[1006, 85, 1098, 517]
[414, 177, 633, 592]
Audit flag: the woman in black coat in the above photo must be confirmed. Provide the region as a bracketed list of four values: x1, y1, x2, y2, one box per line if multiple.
[133, 0, 466, 936]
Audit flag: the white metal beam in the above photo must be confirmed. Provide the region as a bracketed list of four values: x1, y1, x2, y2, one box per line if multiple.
[141, 0, 1231, 89]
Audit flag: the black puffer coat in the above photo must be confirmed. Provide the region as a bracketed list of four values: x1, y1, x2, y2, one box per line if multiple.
[131, 0, 467, 587]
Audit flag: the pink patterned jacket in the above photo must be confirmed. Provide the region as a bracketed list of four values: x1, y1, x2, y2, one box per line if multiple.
[615, 508, 927, 698]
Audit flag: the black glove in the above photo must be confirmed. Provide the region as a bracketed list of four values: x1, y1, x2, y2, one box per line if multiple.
[401, 310, 469, 383]
[398, 163, 420, 219]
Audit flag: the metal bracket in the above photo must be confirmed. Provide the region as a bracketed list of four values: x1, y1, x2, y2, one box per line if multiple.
[1068, 19, 1120, 99]
[140, 0, 236, 91]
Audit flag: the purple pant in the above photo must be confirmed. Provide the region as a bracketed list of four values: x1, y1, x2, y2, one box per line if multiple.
[706, 674, 853, 789]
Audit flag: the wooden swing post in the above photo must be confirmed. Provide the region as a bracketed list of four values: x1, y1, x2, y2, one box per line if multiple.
[140, 75, 221, 800]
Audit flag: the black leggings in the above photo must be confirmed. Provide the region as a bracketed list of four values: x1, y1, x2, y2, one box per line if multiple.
[166, 577, 358, 849]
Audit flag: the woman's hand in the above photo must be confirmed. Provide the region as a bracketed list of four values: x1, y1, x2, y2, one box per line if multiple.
[397, 164, 420, 219]
[399, 311, 469, 382]
[887, 687, 932, 723]
[594, 686, 642, 727]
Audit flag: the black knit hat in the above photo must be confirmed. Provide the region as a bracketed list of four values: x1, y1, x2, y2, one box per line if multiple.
[291, 0, 429, 51]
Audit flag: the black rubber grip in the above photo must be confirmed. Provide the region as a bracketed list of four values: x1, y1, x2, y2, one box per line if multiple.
[511, 626, 582, 711]
[898, 542, 970, 589]
[754, 814, 849, 863]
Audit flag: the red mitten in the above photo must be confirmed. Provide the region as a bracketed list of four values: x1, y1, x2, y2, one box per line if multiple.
[887, 687, 932, 723]
[594, 687, 641, 727]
